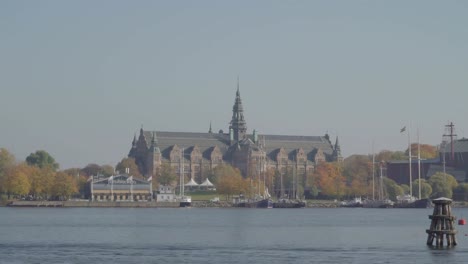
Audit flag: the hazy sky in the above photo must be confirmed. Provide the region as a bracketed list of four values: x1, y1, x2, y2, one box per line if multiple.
[1, 1, 467, 169]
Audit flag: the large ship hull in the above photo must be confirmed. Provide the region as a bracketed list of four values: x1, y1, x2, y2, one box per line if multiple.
[273, 200, 306, 208]
[394, 198, 431, 208]
[234, 199, 273, 208]
[363, 199, 394, 208]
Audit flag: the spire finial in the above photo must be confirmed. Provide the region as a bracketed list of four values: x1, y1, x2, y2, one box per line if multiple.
[237, 75, 240, 95]
[209, 121, 213, 133]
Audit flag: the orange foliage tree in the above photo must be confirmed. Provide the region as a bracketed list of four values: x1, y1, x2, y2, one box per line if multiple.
[214, 165, 248, 200]
[407, 143, 437, 159]
[313, 162, 346, 199]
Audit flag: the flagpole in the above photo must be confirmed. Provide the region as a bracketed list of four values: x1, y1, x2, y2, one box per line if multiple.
[417, 128, 421, 200]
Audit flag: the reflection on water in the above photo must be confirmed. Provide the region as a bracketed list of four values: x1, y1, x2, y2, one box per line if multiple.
[1, 207, 468, 264]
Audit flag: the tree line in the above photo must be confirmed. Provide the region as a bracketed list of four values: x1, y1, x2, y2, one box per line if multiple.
[2, 143, 468, 202]
[0, 148, 144, 201]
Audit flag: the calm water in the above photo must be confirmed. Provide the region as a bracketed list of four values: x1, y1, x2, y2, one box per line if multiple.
[1, 207, 468, 264]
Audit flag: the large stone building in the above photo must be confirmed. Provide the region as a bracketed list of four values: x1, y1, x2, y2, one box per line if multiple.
[128, 86, 342, 185]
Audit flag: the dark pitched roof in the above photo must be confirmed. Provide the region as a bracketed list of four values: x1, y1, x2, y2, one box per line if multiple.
[144, 131, 231, 160]
[142, 131, 334, 162]
[262, 134, 334, 157]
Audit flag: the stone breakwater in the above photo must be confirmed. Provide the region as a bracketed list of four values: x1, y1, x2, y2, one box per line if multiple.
[6, 200, 339, 208]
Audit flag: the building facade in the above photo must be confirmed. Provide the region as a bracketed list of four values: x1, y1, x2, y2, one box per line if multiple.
[128, 86, 342, 185]
[90, 174, 152, 201]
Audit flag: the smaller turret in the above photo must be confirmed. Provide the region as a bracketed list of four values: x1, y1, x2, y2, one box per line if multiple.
[149, 131, 160, 154]
[333, 136, 343, 162]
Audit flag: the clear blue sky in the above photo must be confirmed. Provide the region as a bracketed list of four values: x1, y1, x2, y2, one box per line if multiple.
[1, 1, 467, 169]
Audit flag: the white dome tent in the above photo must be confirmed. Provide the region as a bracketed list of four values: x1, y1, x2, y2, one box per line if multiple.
[184, 178, 199, 191]
[199, 178, 215, 190]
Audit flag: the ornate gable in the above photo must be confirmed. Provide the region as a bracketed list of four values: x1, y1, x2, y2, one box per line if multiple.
[210, 146, 222, 162]
[169, 145, 181, 162]
[190, 145, 202, 163]
[314, 148, 325, 163]
[296, 148, 306, 163]
[276, 148, 287, 164]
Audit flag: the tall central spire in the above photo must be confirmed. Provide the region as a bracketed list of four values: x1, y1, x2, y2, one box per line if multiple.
[229, 77, 247, 141]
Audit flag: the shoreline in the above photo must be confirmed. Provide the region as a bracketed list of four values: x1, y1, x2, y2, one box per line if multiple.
[5, 200, 468, 208]
[2, 200, 340, 208]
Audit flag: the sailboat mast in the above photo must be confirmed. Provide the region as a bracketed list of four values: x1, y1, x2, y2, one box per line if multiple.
[379, 162, 383, 200]
[182, 148, 185, 196]
[408, 125, 412, 197]
[417, 128, 421, 200]
[372, 144, 375, 200]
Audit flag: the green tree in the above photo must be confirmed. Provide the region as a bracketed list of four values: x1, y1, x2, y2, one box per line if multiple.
[428, 172, 457, 199]
[100, 165, 115, 176]
[116, 158, 142, 178]
[158, 163, 177, 186]
[80, 164, 114, 177]
[412, 179, 432, 199]
[26, 150, 59, 170]
[81, 164, 102, 176]
[400, 184, 410, 195]
[453, 183, 468, 201]
[382, 177, 403, 201]
[375, 150, 406, 162]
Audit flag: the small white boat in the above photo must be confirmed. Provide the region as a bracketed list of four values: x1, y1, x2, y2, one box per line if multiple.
[179, 196, 192, 207]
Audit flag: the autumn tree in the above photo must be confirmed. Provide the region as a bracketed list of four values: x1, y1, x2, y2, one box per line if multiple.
[0, 148, 15, 173]
[212, 165, 239, 185]
[3, 164, 31, 198]
[214, 165, 248, 200]
[314, 162, 346, 199]
[0, 148, 16, 194]
[115, 157, 142, 178]
[406, 144, 438, 160]
[342, 155, 372, 197]
[50, 172, 78, 200]
[26, 150, 59, 170]
[28, 166, 55, 199]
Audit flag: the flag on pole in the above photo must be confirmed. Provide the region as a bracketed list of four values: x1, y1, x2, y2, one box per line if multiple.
[147, 176, 153, 182]
[87, 176, 93, 182]
[400, 126, 406, 133]
[127, 176, 133, 183]
[108, 175, 114, 184]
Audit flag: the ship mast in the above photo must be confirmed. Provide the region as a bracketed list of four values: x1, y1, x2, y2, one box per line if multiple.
[443, 122, 457, 165]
